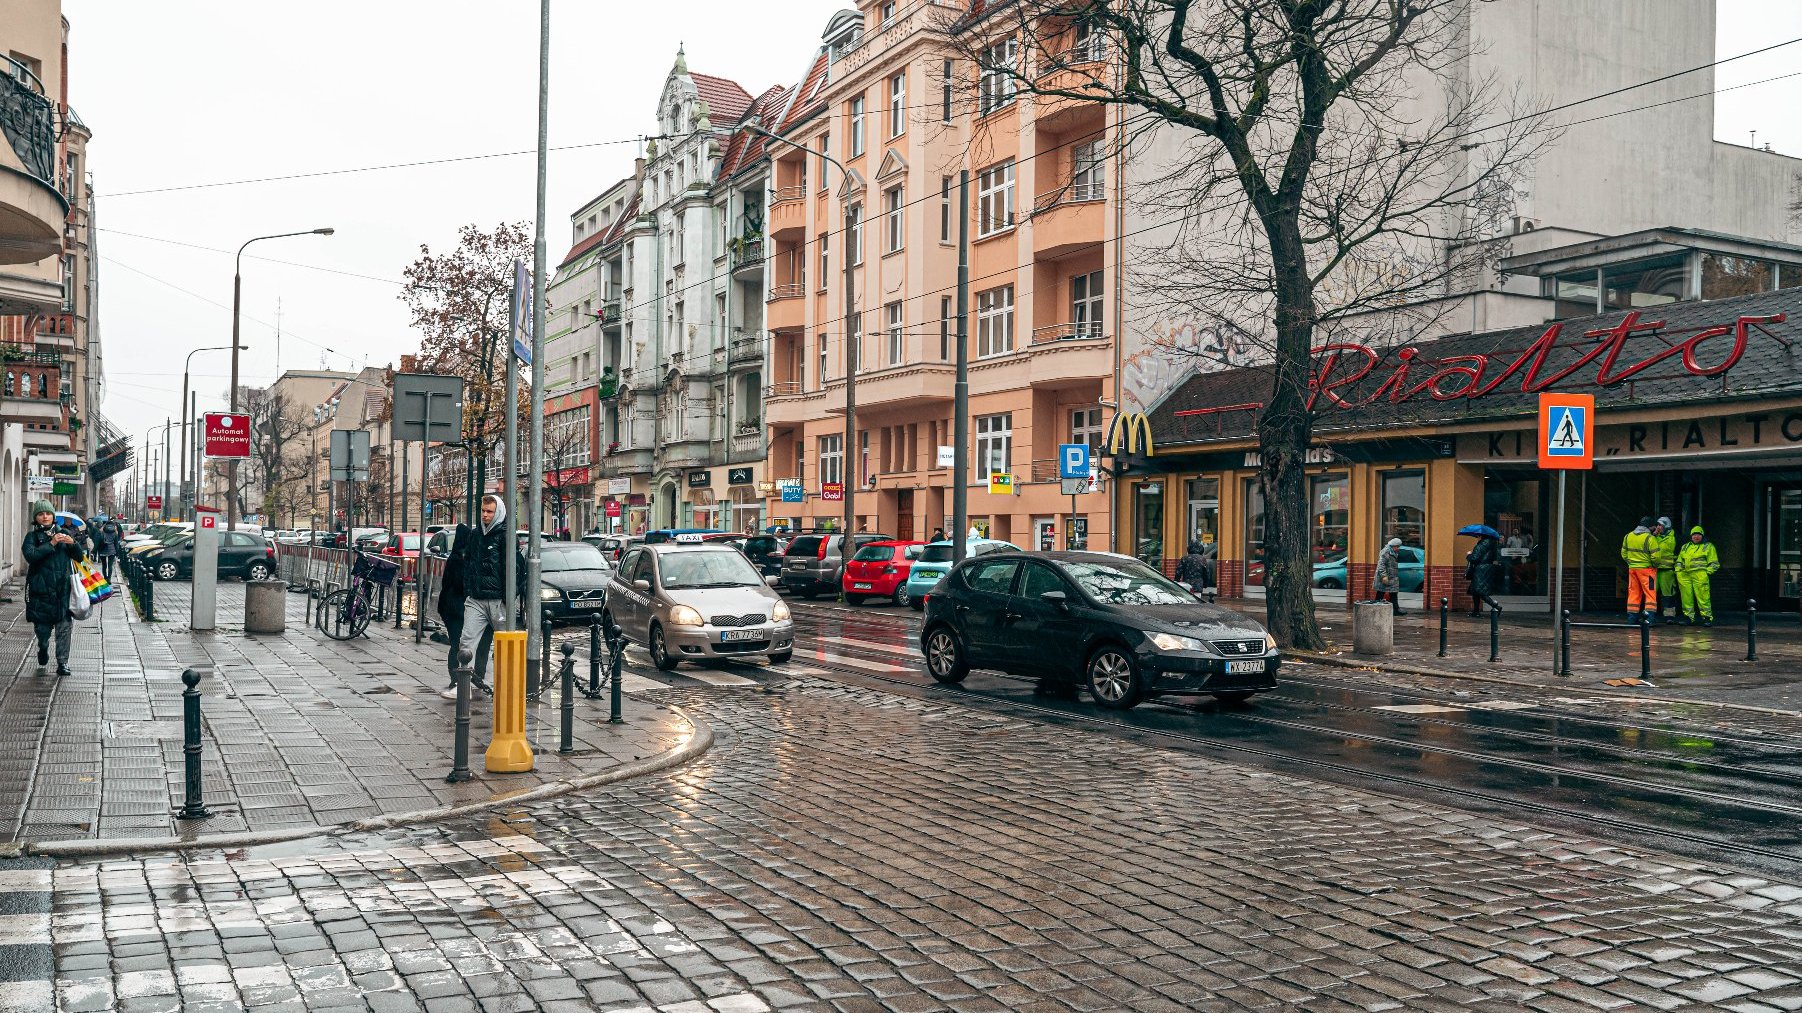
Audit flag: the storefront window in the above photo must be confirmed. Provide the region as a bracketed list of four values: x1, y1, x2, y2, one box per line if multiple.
[1133, 481, 1164, 566]
[1701, 254, 1772, 301]
[1244, 479, 1265, 589]
[1310, 474, 1349, 565]
[1484, 473, 1546, 596]
[1186, 478, 1218, 562]
[1380, 471, 1425, 549]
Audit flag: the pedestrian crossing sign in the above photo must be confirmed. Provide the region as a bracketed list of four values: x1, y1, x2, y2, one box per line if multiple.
[1537, 393, 1594, 470]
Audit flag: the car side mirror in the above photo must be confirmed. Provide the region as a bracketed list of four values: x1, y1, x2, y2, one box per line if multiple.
[1040, 590, 1069, 609]
[633, 578, 651, 591]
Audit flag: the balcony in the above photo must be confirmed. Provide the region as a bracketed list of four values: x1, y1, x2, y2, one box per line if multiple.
[838, 362, 955, 412]
[1033, 58, 1109, 133]
[602, 446, 653, 475]
[1031, 193, 1105, 260]
[768, 185, 806, 239]
[766, 285, 806, 332]
[730, 237, 764, 281]
[766, 380, 834, 428]
[0, 56, 66, 272]
[1025, 322, 1110, 389]
[729, 332, 763, 367]
[600, 298, 622, 330]
[1030, 320, 1104, 344]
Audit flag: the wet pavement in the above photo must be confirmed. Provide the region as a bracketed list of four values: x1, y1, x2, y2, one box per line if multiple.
[5, 594, 1802, 1009]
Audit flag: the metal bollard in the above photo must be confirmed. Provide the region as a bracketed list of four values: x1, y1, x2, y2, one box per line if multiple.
[1437, 597, 1448, 658]
[606, 614, 624, 724]
[1559, 610, 1572, 677]
[395, 579, 405, 629]
[559, 642, 576, 755]
[1640, 614, 1652, 680]
[1488, 606, 1500, 663]
[446, 652, 473, 783]
[586, 613, 603, 698]
[1746, 598, 1758, 663]
[541, 618, 553, 686]
[177, 669, 211, 820]
[485, 631, 533, 772]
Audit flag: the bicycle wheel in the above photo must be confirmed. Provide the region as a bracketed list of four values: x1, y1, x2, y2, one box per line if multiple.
[321, 588, 372, 640]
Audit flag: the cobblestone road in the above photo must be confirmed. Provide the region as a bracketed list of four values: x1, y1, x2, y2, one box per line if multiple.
[15, 677, 1802, 1012]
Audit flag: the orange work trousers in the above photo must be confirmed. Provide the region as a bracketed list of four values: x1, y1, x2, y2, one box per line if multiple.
[1626, 567, 1658, 612]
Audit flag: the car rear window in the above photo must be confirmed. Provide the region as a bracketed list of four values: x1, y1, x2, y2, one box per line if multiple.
[746, 536, 778, 554]
[853, 545, 893, 562]
[919, 545, 954, 563]
[786, 535, 823, 557]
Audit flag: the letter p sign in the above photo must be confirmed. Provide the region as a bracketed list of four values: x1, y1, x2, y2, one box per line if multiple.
[1058, 443, 1091, 480]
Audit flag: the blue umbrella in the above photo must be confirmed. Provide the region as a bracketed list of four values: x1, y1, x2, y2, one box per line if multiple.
[54, 511, 85, 528]
[1457, 523, 1500, 539]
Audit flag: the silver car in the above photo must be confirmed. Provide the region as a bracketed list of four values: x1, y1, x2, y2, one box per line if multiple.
[605, 540, 795, 669]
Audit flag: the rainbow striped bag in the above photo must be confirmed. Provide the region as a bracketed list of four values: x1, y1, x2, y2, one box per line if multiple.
[77, 557, 113, 604]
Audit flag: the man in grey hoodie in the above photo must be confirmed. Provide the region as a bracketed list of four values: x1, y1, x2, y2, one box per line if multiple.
[456, 494, 532, 676]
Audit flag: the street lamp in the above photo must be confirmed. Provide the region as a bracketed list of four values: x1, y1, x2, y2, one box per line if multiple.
[229, 228, 334, 531]
[181, 344, 245, 520]
[746, 123, 861, 548]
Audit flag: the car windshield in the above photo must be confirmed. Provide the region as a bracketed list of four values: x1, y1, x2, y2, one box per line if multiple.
[1056, 557, 1197, 606]
[918, 544, 955, 563]
[852, 545, 893, 562]
[401, 535, 420, 550]
[786, 535, 822, 556]
[658, 549, 763, 589]
[541, 544, 609, 572]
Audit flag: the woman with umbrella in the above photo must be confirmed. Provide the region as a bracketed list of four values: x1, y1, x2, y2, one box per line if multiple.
[1458, 524, 1503, 616]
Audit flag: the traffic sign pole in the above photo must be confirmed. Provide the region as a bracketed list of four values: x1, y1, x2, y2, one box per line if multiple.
[1538, 393, 1594, 677]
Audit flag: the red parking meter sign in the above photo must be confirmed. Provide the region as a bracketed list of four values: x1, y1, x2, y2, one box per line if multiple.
[604, 500, 622, 518]
[1536, 393, 1594, 470]
[146, 495, 163, 511]
[199, 515, 216, 530]
[204, 412, 252, 458]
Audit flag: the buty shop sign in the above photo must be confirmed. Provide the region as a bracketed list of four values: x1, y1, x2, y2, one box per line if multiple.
[1307, 311, 1786, 411]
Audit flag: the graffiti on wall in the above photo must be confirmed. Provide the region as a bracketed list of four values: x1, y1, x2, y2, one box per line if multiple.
[1122, 316, 1263, 411]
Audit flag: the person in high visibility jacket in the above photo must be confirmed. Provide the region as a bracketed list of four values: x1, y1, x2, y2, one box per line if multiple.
[1675, 525, 1720, 626]
[1651, 516, 1678, 623]
[1620, 516, 1659, 621]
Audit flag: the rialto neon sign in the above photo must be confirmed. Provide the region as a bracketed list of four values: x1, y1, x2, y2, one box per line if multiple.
[1306, 311, 1788, 411]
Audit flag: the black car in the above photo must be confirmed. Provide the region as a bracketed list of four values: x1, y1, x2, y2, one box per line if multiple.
[144, 532, 278, 582]
[536, 541, 614, 622]
[919, 550, 1280, 709]
[742, 534, 789, 577]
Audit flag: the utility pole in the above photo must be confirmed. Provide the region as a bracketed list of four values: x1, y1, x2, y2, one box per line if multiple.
[842, 186, 858, 544]
[952, 170, 970, 564]
[525, 0, 550, 676]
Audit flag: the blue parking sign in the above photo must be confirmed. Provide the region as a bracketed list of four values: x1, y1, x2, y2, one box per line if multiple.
[1058, 443, 1091, 480]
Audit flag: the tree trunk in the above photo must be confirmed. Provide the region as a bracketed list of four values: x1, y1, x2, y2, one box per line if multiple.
[1258, 221, 1326, 652]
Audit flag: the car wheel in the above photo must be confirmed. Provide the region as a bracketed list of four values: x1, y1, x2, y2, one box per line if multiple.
[1212, 691, 1257, 706]
[923, 626, 968, 684]
[246, 561, 272, 582]
[892, 584, 909, 608]
[156, 560, 179, 582]
[800, 589, 819, 600]
[768, 650, 792, 665]
[1317, 578, 1343, 590]
[1086, 645, 1143, 710]
[844, 594, 865, 607]
[649, 622, 679, 671]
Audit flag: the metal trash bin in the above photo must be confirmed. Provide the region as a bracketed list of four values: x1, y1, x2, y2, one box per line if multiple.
[245, 579, 287, 635]
[1352, 600, 1393, 656]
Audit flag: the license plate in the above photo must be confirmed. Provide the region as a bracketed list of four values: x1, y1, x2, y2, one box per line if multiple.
[720, 629, 763, 642]
[573, 600, 605, 609]
[1226, 660, 1264, 674]
[852, 583, 872, 590]
[914, 570, 941, 580]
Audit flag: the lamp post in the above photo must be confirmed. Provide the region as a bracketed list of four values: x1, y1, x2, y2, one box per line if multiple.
[230, 228, 333, 532]
[180, 345, 244, 521]
[746, 123, 859, 546]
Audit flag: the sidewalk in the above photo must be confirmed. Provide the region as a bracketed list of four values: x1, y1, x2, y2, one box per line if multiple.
[1218, 597, 1802, 714]
[0, 578, 697, 849]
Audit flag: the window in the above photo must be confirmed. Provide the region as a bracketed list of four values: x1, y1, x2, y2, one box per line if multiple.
[940, 176, 952, 242]
[889, 72, 906, 137]
[1702, 254, 1774, 301]
[880, 1, 896, 25]
[860, 430, 870, 485]
[885, 301, 904, 364]
[1071, 407, 1103, 452]
[1186, 477, 1219, 567]
[848, 204, 864, 265]
[818, 333, 828, 387]
[979, 39, 1018, 116]
[884, 185, 904, 253]
[819, 133, 830, 187]
[818, 232, 829, 287]
[819, 434, 844, 486]
[62, 255, 75, 310]
[1073, 140, 1105, 201]
[975, 412, 1012, 477]
[1381, 470, 1426, 553]
[939, 296, 952, 360]
[976, 285, 1015, 356]
[941, 60, 954, 122]
[848, 310, 862, 373]
[1244, 479, 1266, 589]
[850, 96, 865, 157]
[1134, 481, 1164, 566]
[965, 558, 1020, 595]
[1072, 270, 1103, 338]
[1019, 562, 1066, 600]
[1071, 19, 1104, 63]
[976, 160, 1015, 237]
[1311, 473, 1349, 568]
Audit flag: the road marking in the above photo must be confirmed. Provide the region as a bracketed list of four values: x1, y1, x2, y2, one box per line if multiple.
[620, 673, 672, 694]
[684, 670, 759, 687]
[816, 635, 917, 658]
[0, 983, 50, 1010]
[0, 869, 50, 891]
[1467, 700, 1537, 711]
[1373, 703, 1467, 714]
[806, 649, 915, 674]
[0, 912, 50, 945]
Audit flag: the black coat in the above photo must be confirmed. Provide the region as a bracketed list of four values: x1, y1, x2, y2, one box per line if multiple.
[437, 525, 470, 623]
[457, 521, 524, 601]
[94, 521, 122, 555]
[23, 526, 81, 625]
[1465, 537, 1500, 596]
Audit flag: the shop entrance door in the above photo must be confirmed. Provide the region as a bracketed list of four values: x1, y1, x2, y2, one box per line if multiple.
[1484, 471, 1550, 608]
[896, 490, 914, 541]
[1768, 486, 1802, 609]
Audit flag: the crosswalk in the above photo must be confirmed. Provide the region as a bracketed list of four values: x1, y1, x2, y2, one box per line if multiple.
[563, 630, 923, 696]
[0, 861, 53, 1011]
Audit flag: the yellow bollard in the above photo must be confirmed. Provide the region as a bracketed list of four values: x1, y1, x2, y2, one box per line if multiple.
[485, 630, 534, 773]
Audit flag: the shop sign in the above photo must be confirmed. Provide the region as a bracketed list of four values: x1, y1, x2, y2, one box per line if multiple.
[821, 482, 844, 502]
[780, 481, 805, 503]
[27, 475, 51, 494]
[936, 445, 955, 467]
[1242, 447, 1337, 468]
[988, 472, 1014, 495]
[1309, 311, 1786, 412]
[1466, 409, 1802, 462]
[626, 493, 646, 506]
[548, 466, 589, 486]
[687, 470, 711, 488]
[728, 467, 754, 486]
[607, 477, 630, 495]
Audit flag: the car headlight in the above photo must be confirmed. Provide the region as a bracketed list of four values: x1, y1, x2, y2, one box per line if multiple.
[1150, 632, 1206, 653]
[668, 604, 704, 627]
[539, 587, 562, 602]
[1265, 632, 1279, 653]
[771, 601, 791, 622]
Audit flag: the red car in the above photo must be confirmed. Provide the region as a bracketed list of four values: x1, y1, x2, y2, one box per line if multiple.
[380, 532, 422, 558]
[842, 540, 927, 606]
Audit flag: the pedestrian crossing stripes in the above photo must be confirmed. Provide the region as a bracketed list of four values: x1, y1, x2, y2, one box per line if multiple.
[555, 632, 921, 695]
[0, 860, 52, 1012]
[818, 635, 917, 658]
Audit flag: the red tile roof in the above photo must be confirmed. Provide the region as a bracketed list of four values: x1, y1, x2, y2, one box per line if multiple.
[719, 85, 791, 178]
[776, 50, 831, 134]
[689, 72, 755, 124]
[556, 191, 640, 269]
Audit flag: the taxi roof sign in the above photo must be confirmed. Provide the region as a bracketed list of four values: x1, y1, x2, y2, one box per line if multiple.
[673, 532, 706, 544]
[1537, 392, 1594, 470]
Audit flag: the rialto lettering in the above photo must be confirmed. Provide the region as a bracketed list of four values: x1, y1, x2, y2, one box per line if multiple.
[1477, 412, 1802, 458]
[1308, 312, 1786, 411]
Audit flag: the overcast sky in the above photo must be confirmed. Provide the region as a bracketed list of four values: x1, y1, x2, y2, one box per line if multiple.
[68, 1, 1802, 451]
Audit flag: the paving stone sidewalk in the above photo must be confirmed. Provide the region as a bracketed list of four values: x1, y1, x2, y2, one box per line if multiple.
[0, 579, 693, 847]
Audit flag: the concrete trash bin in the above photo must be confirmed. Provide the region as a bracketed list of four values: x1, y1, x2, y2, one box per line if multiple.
[245, 579, 287, 635]
[1352, 600, 1393, 656]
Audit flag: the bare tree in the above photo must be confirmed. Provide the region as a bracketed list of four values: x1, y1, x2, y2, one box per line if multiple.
[543, 407, 589, 536]
[942, 0, 1549, 648]
[245, 388, 310, 526]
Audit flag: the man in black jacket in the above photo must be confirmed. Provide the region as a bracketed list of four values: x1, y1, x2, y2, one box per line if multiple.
[455, 495, 530, 674]
[23, 499, 81, 676]
[436, 523, 492, 699]
[93, 516, 122, 581]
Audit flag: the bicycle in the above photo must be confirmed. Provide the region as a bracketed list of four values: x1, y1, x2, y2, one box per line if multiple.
[320, 551, 399, 641]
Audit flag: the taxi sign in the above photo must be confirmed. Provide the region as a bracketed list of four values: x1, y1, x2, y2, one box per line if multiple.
[673, 532, 705, 544]
[1537, 393, 1594, 470]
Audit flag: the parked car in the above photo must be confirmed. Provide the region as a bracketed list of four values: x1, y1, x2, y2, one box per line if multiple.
[353, 530, 390, 553]
[584, 533, 641, 563]
[1311, 548, 1424, 591]
[604, 539, 794, 668]
[920, 550, 1280, 709]
[380, 532, 422, 559]
[142, 532, 278, 582]
[128, 523, 195, 556]
[842, 540, 928, 606]
[778, 532, 894, 598]
[537, 541, 614, 623]
[643, 528, 725, 545]
[742, 534, 789, 577]
[902, 538, 1022, 609]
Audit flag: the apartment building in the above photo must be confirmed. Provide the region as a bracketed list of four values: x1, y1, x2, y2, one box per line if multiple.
[762, 3, 1121, 550]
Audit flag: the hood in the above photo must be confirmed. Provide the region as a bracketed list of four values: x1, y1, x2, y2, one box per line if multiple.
[1632, 525, 1650, 535]
[543, 567, 612, 592]
[658, 583, 780, 614]
[482, 498, 508, 534]
[1126, 601, 1271, 639]
[1690, 525, 1706, 537]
